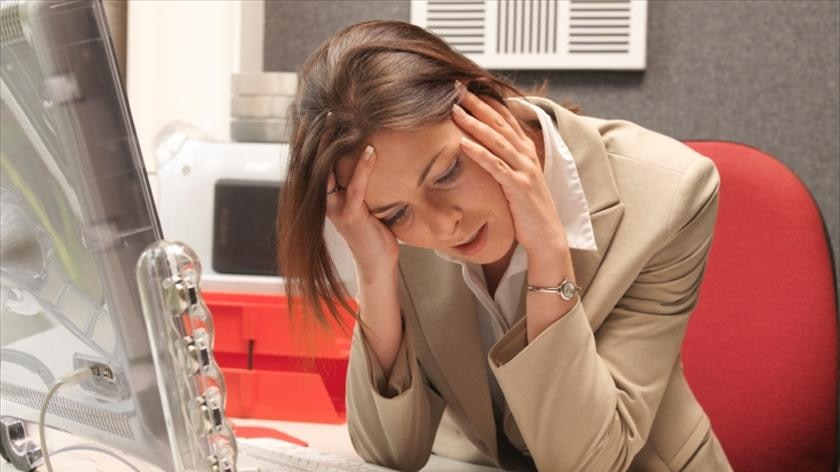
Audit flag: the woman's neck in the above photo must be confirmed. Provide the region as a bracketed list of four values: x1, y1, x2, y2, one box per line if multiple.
[483, 240, 517, 297]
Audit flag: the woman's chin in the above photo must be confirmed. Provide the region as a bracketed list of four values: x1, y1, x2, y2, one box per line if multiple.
[486, 241, 518, 265]
[411, 222, 515, 264]
[465, 229, 516, 265]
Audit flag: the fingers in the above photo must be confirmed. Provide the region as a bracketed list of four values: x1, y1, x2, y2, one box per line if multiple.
[479, 96, 542, 171]
[326, 145, 375, 222]
[325, 168, 339, 202]
[460, 136, 520, 188]
[479, 95, 528, 142]
[325, 170, 343, 219]
[326, 170, 337, 193]
[452, 91, 531, 171]
[344, 145, 375, 209]
[454, 84, 528, 149]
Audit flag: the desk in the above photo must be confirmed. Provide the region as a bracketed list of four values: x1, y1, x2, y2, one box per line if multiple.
[0, 418, 503, 472]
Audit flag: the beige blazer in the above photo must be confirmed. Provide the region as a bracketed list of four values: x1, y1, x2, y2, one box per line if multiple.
[346, 97, 733, 472]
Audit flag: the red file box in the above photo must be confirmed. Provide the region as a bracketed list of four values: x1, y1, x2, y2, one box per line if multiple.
[204, 291, 357, 423]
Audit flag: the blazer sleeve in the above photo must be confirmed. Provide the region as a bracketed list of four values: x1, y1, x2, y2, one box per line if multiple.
[346, 310, 447, 472]
[488, 156, 721, 471]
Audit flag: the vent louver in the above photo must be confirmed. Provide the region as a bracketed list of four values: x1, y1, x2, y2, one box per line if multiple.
[411, 0, 647, 70]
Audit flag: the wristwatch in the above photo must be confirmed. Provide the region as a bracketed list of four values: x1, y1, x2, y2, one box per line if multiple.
[527, 277, 581, 301]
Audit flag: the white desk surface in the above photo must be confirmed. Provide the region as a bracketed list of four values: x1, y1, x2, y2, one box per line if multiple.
[1, 417, 502, 472]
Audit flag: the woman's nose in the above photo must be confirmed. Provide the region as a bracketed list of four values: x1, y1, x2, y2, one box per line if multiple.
[424, 202, 462, 242]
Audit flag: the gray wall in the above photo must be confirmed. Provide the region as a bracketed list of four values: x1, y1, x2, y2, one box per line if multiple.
[265, 0, 840, 297]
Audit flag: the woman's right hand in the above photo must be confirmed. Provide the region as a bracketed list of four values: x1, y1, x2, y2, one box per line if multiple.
[331, 146, 403, 379]
[326, 145, 399, 283]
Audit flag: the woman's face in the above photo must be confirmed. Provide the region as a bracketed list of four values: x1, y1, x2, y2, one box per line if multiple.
[334, 118, 515, 265]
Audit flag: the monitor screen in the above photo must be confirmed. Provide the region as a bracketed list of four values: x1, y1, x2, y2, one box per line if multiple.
[1, 0, 173, 469]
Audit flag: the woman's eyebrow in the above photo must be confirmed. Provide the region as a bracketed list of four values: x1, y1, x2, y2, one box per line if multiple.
[415, 144, 447, 187]
[370, 144, 447, 214]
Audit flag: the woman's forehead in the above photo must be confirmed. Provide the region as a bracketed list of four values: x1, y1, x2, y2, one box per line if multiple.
[334, 120, 457, 188]
[372, 123, 451, 167]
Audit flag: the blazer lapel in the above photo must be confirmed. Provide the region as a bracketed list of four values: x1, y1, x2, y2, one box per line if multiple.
[397, 248, 499, 458]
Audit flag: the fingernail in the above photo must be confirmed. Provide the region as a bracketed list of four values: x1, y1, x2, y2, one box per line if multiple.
[454, 80, 467, 101]
[452, 103, 466, 118]
[460, 137, 473, 148]
[363, 145, 374, 161]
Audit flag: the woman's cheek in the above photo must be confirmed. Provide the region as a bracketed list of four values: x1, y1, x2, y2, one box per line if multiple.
[468, 164, 505, 202]
[466, 156, 498, 188]
[391, 227, 417, 247]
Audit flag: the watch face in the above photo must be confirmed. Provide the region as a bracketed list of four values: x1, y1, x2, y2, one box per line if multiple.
[561, 281, 576, 300]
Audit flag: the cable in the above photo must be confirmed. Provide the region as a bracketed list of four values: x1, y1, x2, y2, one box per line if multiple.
[50, 444, 143, 472]
[38, 366, 94, 472]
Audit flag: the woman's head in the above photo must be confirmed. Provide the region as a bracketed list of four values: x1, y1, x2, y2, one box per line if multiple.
[331, 119, 517, 265]
[279, 20, 545, 329]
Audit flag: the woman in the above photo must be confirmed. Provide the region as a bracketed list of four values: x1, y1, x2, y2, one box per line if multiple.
[279, 20, 732, 472]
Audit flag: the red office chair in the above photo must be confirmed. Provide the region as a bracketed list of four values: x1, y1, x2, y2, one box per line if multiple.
[681, 141, 838, 472]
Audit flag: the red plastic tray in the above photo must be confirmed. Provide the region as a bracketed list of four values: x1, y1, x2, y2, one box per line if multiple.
[204, 291, 357, 423]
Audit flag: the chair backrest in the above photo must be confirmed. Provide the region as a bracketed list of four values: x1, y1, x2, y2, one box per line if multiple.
[681, 141, 838, 472]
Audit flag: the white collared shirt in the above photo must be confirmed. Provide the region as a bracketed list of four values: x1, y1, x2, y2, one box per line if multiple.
[430, 97, 597, 420]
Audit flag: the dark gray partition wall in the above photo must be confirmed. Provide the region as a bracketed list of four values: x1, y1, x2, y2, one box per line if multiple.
[264, 0, 840, 296]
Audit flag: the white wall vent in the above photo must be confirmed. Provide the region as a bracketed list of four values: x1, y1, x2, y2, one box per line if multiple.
[410, 0, 647, 70]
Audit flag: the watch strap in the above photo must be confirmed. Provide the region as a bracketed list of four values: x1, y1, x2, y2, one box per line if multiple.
[527, 277, 580, 301]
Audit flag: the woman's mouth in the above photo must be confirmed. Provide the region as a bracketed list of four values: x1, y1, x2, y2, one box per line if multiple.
[453, 222, 488, 256]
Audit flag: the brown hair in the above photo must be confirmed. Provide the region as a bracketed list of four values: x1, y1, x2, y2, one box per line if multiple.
[278, 20, 565, 333]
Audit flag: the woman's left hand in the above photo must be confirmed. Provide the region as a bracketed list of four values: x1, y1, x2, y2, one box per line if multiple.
[451, 85, 568, 256]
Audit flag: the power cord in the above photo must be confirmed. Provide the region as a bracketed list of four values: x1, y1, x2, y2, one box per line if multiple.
[38, 366, 94, 472]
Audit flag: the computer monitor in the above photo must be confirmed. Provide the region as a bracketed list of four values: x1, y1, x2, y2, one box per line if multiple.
[0, 0, 174, 469]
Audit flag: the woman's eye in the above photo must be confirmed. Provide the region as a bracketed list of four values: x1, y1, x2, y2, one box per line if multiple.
[435, 156, 462, 185]
[382, 207, 407, 227]
[379, 157, 461, 228]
